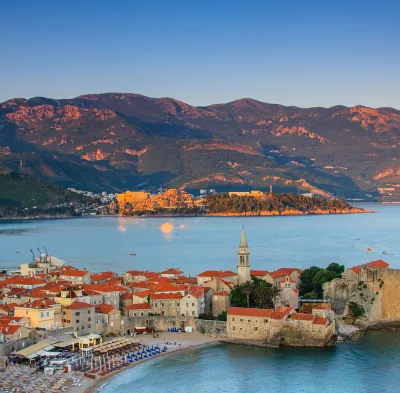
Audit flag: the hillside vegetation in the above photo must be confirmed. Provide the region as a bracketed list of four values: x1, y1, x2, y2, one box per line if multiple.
[205, 193, 362, 216]
[0, 171, 83, 217]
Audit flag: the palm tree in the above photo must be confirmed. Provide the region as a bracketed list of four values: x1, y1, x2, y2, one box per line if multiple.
[241, 281, 253, 308]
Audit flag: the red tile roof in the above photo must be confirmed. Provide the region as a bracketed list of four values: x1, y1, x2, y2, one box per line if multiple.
[125, 303, 151, 310]
[213, 291, 230, 297]
[2, 277, 46, 286]
[290, 313, 315, 321]
[313, 303, 331, 310]
[153, 283, 185, 293]
[16, 299, 56, 309]
[85, 284, 127, 293]
[197, 270, 238, 278]
[64, 301, 93, 310]
[228, 307, 273, 318]
[0, 324, 24, 335]
[184, 291, 204, 299]
[91, 272, 115, 281]
[120, 292, 133, 299]
[270, 268, 302, 279]
[250, 270, 268, 277]
[0, 316, 24, 324]
[95, 304, 117, 313]
[313, 317, 328, 325]
[133, 290, 151, 298]
[61, 269, 89, 277]
[161, 268, 183, 275]
[151, 293, 182, 300]
[350, 260, 389, 274]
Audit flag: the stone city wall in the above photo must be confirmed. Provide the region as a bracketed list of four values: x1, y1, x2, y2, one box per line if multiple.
[195, 320, 227, 337]
[125, 316, 196, 332]
[0, 337, 33, 357]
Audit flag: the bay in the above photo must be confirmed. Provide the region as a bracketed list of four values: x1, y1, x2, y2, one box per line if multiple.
[0, 203, 399, 274]
[98, 331, 400, 393]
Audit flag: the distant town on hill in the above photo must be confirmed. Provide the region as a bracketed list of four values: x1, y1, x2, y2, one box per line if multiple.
[1, 93, 400, 201]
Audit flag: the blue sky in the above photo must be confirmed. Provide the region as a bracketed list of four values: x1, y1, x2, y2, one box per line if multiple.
[1, 0, 399, 108]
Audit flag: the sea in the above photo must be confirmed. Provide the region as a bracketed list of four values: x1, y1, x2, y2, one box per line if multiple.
[0, 203, 399, 274]
[97, 331, 400, 393]
[1, 203, 400, 392]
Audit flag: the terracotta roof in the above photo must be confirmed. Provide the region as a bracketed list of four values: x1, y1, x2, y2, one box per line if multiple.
[0, 303, 19, 312]
[350, 259, 389, 274]
[313, 317, 328, 325]
[60, 270, 89, 277]
[0, 316, 24, 324]
[197, 270, 238, 278]
[270, 268, 302, 279]
[270, 310, 290, 320]
[184, 291, 203, 299]
[250, 270, 268, 277]
[106, 278, 124, 286]
[16, 299, 56, 309]
[161, 268, 183, 275]
[131, 282, 151, 289]
[95, 304, 117, 313]
[293, 289, 300, 295]
[120, 292, 133, 299]
[2, 277, 46, 286]
[151, 293, 182, 300]
[126, 270, 159, 279]
[125, 303, 151, 310]
[313, 303, 331, 310]
[85, 284, 127, 293]
[133, 290, 151, 298]
[91, 272, 114, 281]
[280, 278, 296, 284]
[213, 291, 230, 297]
[0, 324, 24, 335]
[153, 283, 185, 293]
[64, 301, 93, 310]
[290, 313, 315, 321]
[227, 307, 273, 318]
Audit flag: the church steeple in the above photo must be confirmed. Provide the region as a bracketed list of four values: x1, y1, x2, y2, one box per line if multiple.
[239, 226, 248, 248]
[238, 226, 250, 285]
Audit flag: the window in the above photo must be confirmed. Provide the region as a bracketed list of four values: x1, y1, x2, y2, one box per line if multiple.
[76, 319, 80, 324]
[240, 319, 243, 322]
[46, 312, 50, 317]
[192, 311, 195, 315]
[254, 327, 258, 331]
[192, 303, 194, 307]
[186, 303, 189, 307]
[140, 312, 143, 317]
[82, 326, 84, 330]
[177, 302, 180, 306]
[88, 317, 91, 322]
[26, 311, 28, 316]
[248, 319, 250, 323]
[161, 311, 165, 316]
[88, 310, 91, 314]
[133, 313, 137, 317]
[76, 327, 79, 331]
[233, 326, 236, 330]
[89, 324, 91, 328]
[40, 312, 44, 318]
[162, 303, 165, 307]
[232, 317, 235, 322]
[116, 314, 119, 319]
[75, 312, 80, 316]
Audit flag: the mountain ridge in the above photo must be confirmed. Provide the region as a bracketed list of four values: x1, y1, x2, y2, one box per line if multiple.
[1, 92, 399, 200]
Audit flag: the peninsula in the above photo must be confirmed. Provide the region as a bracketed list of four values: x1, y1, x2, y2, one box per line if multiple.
[115, 189, 370, 217]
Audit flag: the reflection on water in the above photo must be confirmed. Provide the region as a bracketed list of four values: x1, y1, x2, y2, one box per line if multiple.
[99, 332, 400, 393]
[0, 227, 37, 236]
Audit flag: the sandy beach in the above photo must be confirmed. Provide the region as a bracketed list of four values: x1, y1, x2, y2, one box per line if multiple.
[73, 332, 219, 393]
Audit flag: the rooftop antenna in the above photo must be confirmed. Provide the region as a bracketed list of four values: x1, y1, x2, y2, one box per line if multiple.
[30, 249, 35, 263]
[37, 247, 42, 263]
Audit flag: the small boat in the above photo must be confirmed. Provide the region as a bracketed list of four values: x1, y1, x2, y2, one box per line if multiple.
[367, 248, 372, 252]
[383, 251, 388, 255]
[130, 253, 136, 256]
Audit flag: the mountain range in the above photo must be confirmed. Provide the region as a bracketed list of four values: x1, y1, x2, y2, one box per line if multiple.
[1, 93, 399, 200]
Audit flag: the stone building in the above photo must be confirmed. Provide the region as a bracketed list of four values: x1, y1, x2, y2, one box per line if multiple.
[62, 301, 95, 336]
[59, 268, 91, 285]
[95, 304, 122, 335]
[180, 291, 205, 317]
[124, 303, 151, 318]
[212, 291, 231, 317]
[150, 293, 182, 316]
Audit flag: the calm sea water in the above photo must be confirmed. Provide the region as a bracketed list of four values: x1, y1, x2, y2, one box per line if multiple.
[98, 332, 400, 393]
[0, 204, 399, 274]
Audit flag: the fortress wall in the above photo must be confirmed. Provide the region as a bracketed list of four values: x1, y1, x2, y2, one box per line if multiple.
[379, 270, 400, 321]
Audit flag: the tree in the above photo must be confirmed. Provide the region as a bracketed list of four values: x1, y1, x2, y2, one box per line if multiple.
[303, 291, 318, 299]
[241, 281, 253, 308]
[299, 266, 322, 296]
[230, 285, 247, 307]
[326, 262, 345, 275]
[217, 311, 227, 321]
[312, 270, 338, 298]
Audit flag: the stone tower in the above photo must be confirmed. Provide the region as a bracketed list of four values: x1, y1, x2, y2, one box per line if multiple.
[238, 227, 250, 285]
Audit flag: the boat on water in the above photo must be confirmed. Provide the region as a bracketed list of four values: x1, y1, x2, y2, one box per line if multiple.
[130, 253, 136, 256]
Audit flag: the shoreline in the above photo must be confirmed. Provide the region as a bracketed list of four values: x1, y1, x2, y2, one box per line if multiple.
[0, 208, 374, 221]
[80, 333, 219, 393]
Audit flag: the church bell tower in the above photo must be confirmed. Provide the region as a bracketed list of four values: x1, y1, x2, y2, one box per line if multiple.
[238, 227, 250, 285]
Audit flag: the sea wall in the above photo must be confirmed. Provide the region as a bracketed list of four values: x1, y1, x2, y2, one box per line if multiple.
[0, 337, 33, 357]
[195, 320, 227, 337]
[125, 316, 196, 332]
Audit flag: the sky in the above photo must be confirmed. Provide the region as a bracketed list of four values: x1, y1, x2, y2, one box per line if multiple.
[1, 0, 399, 108]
